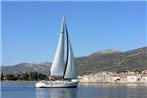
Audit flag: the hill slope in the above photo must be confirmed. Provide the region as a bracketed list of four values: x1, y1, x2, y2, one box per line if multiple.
[77, 47, 147, 75]
[2, 62, 52, 75]
[2, 47, 147, 75]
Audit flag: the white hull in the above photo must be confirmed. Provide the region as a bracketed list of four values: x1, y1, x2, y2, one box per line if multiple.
[36, 79, 78, 88]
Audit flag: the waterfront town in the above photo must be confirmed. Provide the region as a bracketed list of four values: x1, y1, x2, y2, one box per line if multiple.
[78, 70, 147, 83]
[1, 70, 147, 84]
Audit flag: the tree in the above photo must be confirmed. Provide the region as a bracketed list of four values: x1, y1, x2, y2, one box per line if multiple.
[1, 73, 4, 80]
[38, 73, 47, 80]
[6, 74, 17, 80]
[22, 73, 29, 80]
[30, 72, 38, 80]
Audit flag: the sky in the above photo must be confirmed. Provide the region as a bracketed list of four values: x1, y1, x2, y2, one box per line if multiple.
[2, 1, 146, 66]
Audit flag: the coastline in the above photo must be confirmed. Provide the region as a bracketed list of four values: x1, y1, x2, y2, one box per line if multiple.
[1, 80, 147, 84]
[1, 71, 147, 84]
[78, 71, 147, 84]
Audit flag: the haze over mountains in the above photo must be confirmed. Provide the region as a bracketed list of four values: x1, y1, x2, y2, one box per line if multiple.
[2, 47, 147, 75]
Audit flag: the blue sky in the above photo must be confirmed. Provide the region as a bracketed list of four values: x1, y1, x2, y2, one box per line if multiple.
[2, 1, 146, 66]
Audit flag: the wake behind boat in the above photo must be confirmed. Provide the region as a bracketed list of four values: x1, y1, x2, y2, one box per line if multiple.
[36, 16, 78, 88]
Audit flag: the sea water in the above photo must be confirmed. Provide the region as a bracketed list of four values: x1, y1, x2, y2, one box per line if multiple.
[1, 81, 147, 98]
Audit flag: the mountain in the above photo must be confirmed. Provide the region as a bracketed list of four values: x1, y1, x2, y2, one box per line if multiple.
[90, 49, 121, 56]
[1, 47, 147, 75]
[2, 62, 52, 75]
[77, 47, 147, 75]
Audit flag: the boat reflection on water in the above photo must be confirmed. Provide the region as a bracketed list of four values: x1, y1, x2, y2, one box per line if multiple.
[36, 88, 77, 98]
[35, 83, 147, 98]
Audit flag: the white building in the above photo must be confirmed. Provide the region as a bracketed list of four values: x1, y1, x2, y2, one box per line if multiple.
[141, 74, 147, 83]
[127, 75, 138, 83]
[113, 76, 120, 82]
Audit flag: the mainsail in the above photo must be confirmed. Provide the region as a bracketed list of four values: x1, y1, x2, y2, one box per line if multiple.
[50, 16, 65, 76]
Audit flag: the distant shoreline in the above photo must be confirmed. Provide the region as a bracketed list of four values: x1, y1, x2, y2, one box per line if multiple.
[1, 80, 147, 84]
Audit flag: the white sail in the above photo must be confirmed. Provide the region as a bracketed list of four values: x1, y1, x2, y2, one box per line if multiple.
[50, 16, 65, 76]
[36, 16, 78, 88]
[64, 25, 77, 79]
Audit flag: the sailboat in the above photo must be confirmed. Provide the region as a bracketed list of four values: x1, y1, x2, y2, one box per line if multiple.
[35, 16, 78, 88]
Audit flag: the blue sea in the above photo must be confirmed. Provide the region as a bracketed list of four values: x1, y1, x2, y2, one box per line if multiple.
[1, 81, 147, 98]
